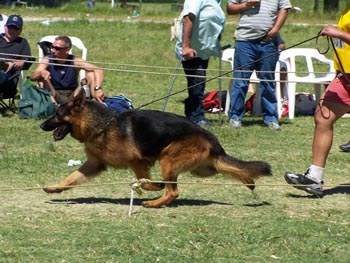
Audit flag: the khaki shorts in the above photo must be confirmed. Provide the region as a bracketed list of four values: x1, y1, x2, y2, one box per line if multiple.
[55, 90, 74, 105]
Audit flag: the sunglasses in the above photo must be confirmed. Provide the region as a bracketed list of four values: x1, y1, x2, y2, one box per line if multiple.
[51, 46, 67, 51]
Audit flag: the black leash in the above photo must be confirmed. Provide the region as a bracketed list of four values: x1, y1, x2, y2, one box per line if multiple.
[316, 29, 349, 83]
[137, 34, 322, 110]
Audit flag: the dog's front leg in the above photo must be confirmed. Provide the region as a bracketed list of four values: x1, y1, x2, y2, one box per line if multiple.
[43, 159, 106, 193]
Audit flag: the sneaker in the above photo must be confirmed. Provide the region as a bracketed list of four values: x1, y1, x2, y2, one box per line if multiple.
[194, 119, 212, 127]
[284, 170, 324, 197]
[266, 121, 281, 130]
[339, 141, 350, 152]
[229, 118, 241, 129]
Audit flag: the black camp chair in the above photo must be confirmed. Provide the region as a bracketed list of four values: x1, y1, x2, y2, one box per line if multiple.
[0, 57, 35, 113]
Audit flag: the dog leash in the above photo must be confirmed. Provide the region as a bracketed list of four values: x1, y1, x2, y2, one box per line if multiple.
[137, 34, 322, 110]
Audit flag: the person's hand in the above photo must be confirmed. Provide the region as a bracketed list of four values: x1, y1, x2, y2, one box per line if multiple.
[40, 70, 51, 81]
[50, 95, 58, 105]
[182, 47, 197, 60]
[94, 89, 105, 103]
[264, 28, 278, 41]
[5, 62, 16, 73]
[245, 0, 260, 10]
[320, 24, 341, 38]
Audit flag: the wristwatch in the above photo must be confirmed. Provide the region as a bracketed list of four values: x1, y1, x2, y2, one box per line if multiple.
[94, 86, 101, 91]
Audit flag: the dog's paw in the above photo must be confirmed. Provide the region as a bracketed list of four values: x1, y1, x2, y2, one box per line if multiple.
[43, 185, 64, 193]
[142, 200, 164, 208]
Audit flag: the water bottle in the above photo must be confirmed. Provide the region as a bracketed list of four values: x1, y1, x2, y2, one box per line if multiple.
[80, 78, 91, 99]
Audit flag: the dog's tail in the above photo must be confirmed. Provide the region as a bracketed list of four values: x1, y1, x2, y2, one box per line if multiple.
[216, 154, 271, 190]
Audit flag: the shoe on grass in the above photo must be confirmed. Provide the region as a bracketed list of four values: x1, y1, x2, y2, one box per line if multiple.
[194, 119, 212, 127]
[229, 118, 241, 129]
[284, 170, 324, 197]
[265, 121, 281, 130]
[339, 141, 350, 152]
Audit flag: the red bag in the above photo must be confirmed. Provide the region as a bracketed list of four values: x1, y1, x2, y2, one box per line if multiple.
[202, 90, 227, 112]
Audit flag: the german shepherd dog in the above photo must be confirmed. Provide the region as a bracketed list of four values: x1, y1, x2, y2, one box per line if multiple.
[40, 89, 271, 208]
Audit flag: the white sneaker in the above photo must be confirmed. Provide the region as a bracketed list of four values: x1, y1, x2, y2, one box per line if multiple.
[229, 118, 241, 129]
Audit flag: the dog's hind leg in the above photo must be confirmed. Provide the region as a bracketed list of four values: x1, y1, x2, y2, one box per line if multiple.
[43, 159, 106, 193]
[142, 138, 210, 208]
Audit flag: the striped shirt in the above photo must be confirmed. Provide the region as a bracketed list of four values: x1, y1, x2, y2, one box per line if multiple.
[229, 0, 291, 41]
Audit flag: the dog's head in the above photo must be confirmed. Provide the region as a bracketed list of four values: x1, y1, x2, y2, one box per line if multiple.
[40, 88, 86, 141]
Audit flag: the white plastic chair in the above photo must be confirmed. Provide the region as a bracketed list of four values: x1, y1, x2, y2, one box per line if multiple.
[38, 35, 88, 81]
[276, 48, 336, 119]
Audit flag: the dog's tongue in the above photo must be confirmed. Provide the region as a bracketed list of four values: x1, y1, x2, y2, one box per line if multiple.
[53, 124, 71, 141]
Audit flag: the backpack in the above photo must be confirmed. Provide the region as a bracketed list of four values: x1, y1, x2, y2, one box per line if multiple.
[295, 93, 316, 116]
[202, 90, 227, 113]
[104, 94, 134, 113]
[18, 83, 55, 119]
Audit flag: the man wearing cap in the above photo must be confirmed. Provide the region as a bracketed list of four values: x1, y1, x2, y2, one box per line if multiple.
[0, 14, 31, 99]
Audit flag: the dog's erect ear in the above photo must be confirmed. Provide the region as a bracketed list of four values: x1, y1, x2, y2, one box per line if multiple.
[73, 87, 87, 108]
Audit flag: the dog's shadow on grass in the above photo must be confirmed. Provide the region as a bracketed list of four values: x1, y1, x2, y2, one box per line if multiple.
[287, 183, 350, 198]
[46, 197, 271, 208]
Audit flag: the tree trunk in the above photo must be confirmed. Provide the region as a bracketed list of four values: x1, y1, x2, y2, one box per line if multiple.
[324, 0, 339, 12]
[314, 0, 319, 12]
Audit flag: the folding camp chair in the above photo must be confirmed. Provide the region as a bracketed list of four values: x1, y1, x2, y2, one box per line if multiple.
[0, 57, 35, 113]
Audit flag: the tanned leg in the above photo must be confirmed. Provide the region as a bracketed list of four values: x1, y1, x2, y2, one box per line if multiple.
[312, 100, 349, 167]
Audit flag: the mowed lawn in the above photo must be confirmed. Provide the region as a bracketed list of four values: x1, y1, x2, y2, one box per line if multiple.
[0, 1, 350, 262]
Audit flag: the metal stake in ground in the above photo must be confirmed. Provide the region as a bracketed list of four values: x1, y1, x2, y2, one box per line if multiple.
[161, 60, 182, 111]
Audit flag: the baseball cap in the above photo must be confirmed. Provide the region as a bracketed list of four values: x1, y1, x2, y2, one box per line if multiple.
[6, 15, 23, 29]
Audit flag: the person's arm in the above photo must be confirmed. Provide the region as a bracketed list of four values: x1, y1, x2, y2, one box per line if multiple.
[181, 13, 197, 60]
[30, 56, 57, 103]
[227, 0, 260, 15]
[30, 56, 50, 81]
[74, 57, 105, 103]
[265, 9, 289, 39]
[6, 39, 31, 72]
[320, 25, 350, 45]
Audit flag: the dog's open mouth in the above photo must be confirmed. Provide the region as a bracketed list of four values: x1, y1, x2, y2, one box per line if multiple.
[53, 124, 71, 141]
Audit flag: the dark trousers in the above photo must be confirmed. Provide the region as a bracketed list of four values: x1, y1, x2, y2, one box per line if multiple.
[182, 57, 209, 123]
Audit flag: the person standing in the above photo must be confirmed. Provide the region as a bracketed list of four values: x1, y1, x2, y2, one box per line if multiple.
[227, 0, 291, 130]
[284, 3, 350, 197]
[175, 0, 225, 126]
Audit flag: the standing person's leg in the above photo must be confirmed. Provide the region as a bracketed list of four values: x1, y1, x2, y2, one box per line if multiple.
[182, 57, 210, 125]
[285, 75, 350, 197]
[257, 41, 279, 129]
[228, 40, 257, 128]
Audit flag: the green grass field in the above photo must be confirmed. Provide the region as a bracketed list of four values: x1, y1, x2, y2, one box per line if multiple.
[0, 1, 350, 262]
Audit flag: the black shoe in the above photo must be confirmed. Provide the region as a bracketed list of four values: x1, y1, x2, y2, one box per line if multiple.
[339, 141, 350, 152]
[284, 170, 324, 197]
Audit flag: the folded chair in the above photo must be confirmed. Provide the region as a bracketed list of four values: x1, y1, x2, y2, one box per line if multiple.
[0, 57, 35, 113]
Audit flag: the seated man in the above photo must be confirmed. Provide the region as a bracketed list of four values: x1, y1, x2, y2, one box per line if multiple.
[30, 35, 105, 105]
[0, 15, 31, 99]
